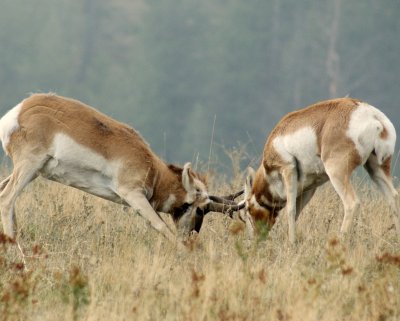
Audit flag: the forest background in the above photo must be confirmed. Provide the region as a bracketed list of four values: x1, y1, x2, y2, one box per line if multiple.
[0, 0, 399, 171]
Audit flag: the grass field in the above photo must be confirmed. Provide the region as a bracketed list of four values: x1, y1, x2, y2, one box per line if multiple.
[0, 164, 399, 321]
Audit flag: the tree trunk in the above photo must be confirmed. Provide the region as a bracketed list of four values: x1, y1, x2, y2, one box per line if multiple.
[326, 0, 342, 98]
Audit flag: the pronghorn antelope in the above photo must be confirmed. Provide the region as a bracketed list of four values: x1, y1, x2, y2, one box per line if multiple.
[244, 98, 400, 243]
[0, 93, 241, 248]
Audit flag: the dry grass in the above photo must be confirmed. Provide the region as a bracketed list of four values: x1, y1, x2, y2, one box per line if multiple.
[0, 167, 399, 321]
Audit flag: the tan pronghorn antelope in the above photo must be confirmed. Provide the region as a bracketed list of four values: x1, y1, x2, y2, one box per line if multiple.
[0, 93, 241, 249]
[244, 98, 400, 243]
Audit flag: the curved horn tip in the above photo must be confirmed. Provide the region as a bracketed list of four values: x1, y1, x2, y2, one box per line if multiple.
[225, 189, 244, 200]
[206, 201, 244, 216]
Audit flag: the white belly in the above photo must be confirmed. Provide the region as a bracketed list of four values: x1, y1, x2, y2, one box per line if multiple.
[40, 133, 124, 204]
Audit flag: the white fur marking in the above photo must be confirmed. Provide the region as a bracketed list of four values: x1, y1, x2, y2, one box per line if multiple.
[260, 195, 272, 207]
[0, 103, 22, 154]
[347, 103, 396, 164]
[273, 127, 324, 175]
[250, 195, 264, 210]
[41, 133, 122, 202]
[270, 127, 325, 199]
[161, 194, 176, 212]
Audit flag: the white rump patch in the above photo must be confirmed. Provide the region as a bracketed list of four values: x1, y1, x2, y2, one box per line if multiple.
[0, 102, 22, 154]
[347, 103, 396, 164]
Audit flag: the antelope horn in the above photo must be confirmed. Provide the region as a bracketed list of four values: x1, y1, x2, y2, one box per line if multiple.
[202, 200, 245, 217]
[221, 189, 244, 201]
[208, 189, 244, 205]
[209, 195, 237, 205]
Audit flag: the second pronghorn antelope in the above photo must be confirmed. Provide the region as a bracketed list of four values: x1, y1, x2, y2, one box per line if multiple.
[244, 98, 400, 243]
[0, 93, 242, 248]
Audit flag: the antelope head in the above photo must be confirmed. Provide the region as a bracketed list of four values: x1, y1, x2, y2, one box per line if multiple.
[173, 166, 245, 234]
[243, 167, 281, 234]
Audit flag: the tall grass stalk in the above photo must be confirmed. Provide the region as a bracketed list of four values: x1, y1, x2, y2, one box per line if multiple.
[0, 157, 399, 321]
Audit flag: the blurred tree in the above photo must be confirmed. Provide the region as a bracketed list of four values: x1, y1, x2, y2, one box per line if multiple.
[133, 0, 211, 161]
[0, 0, 399, 166]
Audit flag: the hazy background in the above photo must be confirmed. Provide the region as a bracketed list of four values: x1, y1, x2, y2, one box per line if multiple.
[1, 0, 399, 171]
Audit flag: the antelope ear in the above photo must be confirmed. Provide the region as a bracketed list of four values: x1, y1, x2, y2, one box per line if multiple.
[182, 162, 195, 192]
[244, 167, 255, 199]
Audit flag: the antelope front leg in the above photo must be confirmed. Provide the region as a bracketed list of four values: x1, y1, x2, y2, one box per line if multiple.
[118, 189, 176, 243]
[281, 165, 299, 244]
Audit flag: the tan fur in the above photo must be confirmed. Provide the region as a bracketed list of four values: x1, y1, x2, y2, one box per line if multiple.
[263, 98, 360, 170]
[0, 94, 210, 244]
[245, 98, 400, 243]
[17, 94, 203, 211]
